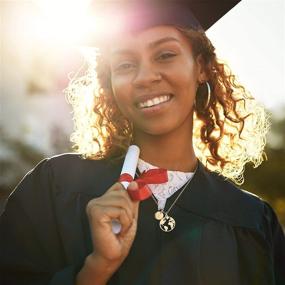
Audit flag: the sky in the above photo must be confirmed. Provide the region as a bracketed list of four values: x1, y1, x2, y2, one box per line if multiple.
[207, 0, 285, 111]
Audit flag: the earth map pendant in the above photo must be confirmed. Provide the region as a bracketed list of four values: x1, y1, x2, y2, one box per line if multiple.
[159, 215, 176, 232]
[155, 211, 164, 220]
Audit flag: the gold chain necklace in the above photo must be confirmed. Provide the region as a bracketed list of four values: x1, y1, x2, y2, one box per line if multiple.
[151, 178, 192, 232]
[136, 171, 192, 232]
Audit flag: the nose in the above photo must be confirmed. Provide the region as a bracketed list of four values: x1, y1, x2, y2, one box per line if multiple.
[132, 61, 161, 88]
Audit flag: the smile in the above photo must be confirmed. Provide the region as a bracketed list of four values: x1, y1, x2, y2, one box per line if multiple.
[137, 95, 172, 109]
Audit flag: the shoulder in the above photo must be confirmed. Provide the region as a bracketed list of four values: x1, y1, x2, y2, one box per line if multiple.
[203, 168, 284, 244]
[18, 153, 116, 183]
[210, 170, 263, 212]
[197, 165, 266, 229]
[47, 153, 117, 175]
[46, 153, 123, 196]
[10, 153, 122, 200]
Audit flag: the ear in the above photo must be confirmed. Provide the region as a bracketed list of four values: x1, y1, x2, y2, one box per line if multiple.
[196, 54, 208, 83]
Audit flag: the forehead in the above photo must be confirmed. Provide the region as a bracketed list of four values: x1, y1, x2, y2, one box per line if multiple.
[108, 25, 190, 54]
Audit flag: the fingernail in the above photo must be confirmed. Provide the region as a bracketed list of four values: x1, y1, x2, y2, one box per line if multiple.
[128, 181, 138, 191]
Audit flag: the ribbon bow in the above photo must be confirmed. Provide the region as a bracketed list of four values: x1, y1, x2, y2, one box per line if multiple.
[119, 168, 168, 201]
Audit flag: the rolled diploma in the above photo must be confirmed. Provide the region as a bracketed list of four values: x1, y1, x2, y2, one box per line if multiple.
[112, 145, 140, 234]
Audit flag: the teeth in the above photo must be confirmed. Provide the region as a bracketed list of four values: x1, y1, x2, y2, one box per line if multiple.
[138, 95, 170, 108]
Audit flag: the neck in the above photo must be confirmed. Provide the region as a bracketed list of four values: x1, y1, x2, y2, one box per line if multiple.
[133, 124, 197, 172]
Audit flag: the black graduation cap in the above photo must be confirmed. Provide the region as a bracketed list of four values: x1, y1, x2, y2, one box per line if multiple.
[88, 0, 241, 34]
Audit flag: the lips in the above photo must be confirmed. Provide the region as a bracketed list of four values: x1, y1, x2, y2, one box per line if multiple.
[135, 93, 173, 109]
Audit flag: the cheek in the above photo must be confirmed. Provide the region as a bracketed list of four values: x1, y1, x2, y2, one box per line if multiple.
[172, 66, 197, 97]
[111, 76, 133, 116]
[111, 76, 128, 102]
[171, 57, 198, 86]
[111, 75, 123, 98]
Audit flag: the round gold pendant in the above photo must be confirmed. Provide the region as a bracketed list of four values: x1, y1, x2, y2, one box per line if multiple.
[155, 211, 164, 220]
[159, 215, 176, 232]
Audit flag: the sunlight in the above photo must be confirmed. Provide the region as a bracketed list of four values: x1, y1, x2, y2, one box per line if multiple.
[31, 0, 125, 47]
[32, 0, 91, 45]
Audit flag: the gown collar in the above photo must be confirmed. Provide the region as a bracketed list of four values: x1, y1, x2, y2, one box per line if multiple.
[137, 158, 195, 210]
[170, 160, 264, 229]
[107, 157, 263, 230]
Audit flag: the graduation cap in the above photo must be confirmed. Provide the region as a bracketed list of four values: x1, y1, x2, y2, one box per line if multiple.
[86, 0, 241, 44]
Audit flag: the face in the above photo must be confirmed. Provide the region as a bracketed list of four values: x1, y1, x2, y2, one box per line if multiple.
[108, 25, 204, 138]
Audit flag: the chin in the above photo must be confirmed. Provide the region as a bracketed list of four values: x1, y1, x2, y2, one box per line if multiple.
[132, 110, 194, 137]
[135, 123, 178, 137]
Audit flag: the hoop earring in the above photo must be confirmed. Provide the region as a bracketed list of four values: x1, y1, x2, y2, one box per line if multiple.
[204, 81, 211, 108]
[195, 81, 211, 110]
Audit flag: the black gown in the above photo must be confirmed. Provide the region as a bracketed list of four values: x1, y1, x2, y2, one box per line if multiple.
[0, 153, 284, 285]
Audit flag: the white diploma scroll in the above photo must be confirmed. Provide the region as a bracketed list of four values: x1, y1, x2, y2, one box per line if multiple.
[112, 145, 140, 234]
[120, 145, 140, 189]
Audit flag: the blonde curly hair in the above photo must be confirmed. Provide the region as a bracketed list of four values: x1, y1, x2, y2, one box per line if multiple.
[65, 27, 269, 185]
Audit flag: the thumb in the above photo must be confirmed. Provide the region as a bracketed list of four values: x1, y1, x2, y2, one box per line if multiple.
[127, 181, 140, 201]
[127, 181, 140, 219]
[128, 181, 138, 192]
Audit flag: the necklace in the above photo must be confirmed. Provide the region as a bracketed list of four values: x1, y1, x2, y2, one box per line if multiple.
[135, 171, 193, 232]
[151, 177, 192, 232]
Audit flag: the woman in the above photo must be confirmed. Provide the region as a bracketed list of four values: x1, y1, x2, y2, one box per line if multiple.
[1, 1, 284, 285]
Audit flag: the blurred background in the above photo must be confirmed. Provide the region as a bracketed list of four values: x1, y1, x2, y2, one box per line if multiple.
[0, 0, 284, 226]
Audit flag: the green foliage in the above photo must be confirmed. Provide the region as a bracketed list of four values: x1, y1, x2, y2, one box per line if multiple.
[243, 110, 285, 227]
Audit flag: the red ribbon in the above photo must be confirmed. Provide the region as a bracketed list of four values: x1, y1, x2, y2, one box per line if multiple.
[118, 169, 168, 201]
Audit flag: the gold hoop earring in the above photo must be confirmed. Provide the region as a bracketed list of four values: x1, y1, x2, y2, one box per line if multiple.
[195, 81, 211, 110]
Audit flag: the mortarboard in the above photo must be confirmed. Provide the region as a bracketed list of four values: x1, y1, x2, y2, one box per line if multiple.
[86, 0, 241, 43]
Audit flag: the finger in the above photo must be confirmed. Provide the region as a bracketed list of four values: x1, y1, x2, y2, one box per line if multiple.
[103, 182, 139, 218]
[105, 182, 125, 194]
[91, 195, 133, 222]
[88, 205, 133, 234]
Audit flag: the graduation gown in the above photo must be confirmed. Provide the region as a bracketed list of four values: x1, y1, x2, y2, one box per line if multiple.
[0, 153, 284, 285]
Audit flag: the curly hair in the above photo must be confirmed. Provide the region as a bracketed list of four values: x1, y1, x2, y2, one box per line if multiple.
[65, 27, 269, 185]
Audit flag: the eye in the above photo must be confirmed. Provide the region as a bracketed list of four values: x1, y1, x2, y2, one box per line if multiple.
[157, 52, 177, 61]
[114, 62, 136, 72]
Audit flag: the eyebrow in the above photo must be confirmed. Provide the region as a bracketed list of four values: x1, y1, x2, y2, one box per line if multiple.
[111, 36, 180, 56]
[148, 36, 180, 48]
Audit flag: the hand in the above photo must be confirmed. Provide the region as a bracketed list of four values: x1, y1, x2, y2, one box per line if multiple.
[86, 181, 140, 266]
